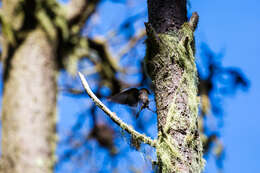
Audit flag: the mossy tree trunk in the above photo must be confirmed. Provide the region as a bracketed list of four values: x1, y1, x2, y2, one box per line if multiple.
[145, 0, 205, 172]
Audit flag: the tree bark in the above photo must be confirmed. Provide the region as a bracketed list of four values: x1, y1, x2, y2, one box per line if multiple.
[0, 0, 101, 172]
[145, 0, 205, 172]
[0, 1, 58, 173]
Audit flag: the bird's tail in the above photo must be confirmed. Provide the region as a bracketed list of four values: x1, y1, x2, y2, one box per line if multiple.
[135, 105, 156, 118]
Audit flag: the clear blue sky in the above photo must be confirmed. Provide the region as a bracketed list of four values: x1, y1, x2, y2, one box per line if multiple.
[57, 0, 260, 172]
[191, 0, 260, 172]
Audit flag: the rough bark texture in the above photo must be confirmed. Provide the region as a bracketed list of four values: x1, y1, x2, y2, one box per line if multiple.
[148, 0, 187, 33]
[146, 0, 205, 172]
[0, 1, 58, 173]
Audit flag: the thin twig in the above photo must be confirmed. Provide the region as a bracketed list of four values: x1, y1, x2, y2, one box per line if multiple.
[78, 72, 157, 147]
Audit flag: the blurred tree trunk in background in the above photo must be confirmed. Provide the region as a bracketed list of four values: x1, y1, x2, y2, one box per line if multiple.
[0, 1, 58, 173]
[0, 0, 98, 172]
[145, 0, 204, 172]
[1, 30, 58, 173]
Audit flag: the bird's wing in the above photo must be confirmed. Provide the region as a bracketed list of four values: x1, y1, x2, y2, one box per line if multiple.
[108, 88, 139, 107]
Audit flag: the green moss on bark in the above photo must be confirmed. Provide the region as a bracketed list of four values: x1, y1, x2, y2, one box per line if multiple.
[145, 23, 205, 173]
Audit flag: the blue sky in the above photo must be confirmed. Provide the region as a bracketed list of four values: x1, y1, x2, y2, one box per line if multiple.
[191, 0, 260, 172]
[56, 0, 260, 172]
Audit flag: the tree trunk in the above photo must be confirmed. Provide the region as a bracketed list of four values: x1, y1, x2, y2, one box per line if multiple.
[0, 1, 58, 172]
[145, 0, 205, 172]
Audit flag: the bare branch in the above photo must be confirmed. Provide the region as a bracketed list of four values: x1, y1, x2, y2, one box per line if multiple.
[65, 0, 100, 31]
[78, 72, 157, 147]
[65, 0, 88, 22]
[88, 38, 122, 72]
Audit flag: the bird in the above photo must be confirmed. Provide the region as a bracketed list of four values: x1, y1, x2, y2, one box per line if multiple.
[108, 88, 154, 117]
